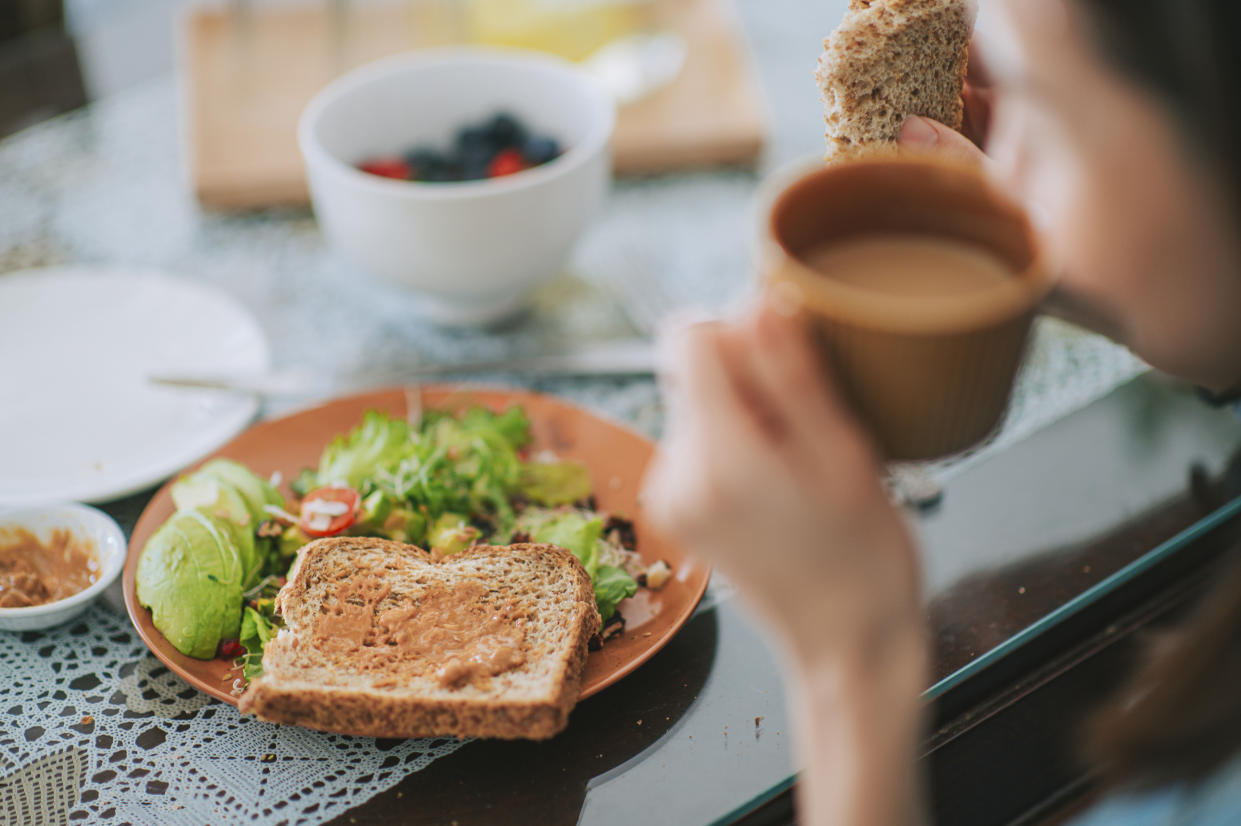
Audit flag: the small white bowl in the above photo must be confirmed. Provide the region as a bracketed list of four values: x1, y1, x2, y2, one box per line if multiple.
[0, 503, 126, 631]
[299, 47, 616, 326]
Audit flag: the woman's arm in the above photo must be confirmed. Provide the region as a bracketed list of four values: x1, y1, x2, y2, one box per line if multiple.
[791, 622, 929, 826]
[642, 299, 928, 826]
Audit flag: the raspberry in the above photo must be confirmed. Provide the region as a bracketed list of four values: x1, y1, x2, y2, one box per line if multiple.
[488, 149, 527, 178]
[358, 157, 413, 180]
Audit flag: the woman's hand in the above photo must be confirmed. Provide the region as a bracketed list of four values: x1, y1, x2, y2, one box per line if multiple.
[641, 297, 922, 663]
[642, 298, 930, 825]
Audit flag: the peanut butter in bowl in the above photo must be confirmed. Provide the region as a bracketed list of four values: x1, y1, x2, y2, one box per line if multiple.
[0, 526, 100, 608]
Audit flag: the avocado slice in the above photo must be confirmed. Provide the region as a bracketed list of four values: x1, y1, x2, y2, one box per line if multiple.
[172, 472, 248, 521]
[136, 510, 245, 659]
[171, 459, 282, 588]
[427, 513, 478, 557]
[136, 519, 220, 659]
[179, 510, 246, 641]
[171, 475, 261, 586]
[199, 458, 285, 523]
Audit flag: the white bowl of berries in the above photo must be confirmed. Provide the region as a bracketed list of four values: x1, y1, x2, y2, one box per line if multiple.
[299, 47, 615, 325]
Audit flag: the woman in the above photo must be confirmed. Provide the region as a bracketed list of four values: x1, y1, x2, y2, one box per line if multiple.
[642, 0, 1241, 823]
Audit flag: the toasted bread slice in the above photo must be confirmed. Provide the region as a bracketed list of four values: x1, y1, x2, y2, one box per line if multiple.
[238, 538, 601, 739]
[816, 0, 975, 160]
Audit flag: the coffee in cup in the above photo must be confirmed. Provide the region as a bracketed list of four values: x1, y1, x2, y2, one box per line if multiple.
[765, 155, 1052, 461]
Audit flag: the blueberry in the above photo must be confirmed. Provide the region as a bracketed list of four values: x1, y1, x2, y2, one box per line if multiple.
[404, 147, 440, 167]
[487, 112, 527, 149]
[455, 125, 494, 155]
[522, 135, 561, 166]
[459, 141, 495, 165]
[446, 139, 494, 181]
[424, 160, 462, 182]
[459, 152, 493, 181]
[404, 148, 445, 179]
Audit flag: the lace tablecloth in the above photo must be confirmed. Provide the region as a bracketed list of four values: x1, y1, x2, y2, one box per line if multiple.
[0, 606, 467, 825]
[0, 0, 1146, 819]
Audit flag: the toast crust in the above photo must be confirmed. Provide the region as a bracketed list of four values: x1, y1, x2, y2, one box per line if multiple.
[238, 540, 600, 740]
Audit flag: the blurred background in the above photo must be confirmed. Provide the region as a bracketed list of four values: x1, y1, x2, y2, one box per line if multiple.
[0, 0, 835, 160]
[3, 0, 191, 136]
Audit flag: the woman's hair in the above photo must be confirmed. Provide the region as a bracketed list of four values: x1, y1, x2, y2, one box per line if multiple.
[1072, 0, 1241, 216]
[1071, 1, 1241, 788]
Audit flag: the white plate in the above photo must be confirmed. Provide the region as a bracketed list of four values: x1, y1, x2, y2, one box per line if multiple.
[0, 268, 269, 506]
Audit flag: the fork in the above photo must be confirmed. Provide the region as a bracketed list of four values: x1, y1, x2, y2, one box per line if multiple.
[599, 249, 684, 338]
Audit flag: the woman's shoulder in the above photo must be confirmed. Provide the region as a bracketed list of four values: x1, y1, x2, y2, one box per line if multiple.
[1072, 752, 1241, 826]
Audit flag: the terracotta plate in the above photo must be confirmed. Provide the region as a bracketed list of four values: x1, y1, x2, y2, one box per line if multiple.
[123, 386, 710, 706]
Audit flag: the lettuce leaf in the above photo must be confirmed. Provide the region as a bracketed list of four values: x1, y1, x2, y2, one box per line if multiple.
[594, 564, 638, 623]
[518, 509, 602, 579]
[518, 460, 592, 506]
[238, 604, 278, 682]
[516, 510, 634, 619]
[457, 405, 531, 450]
[316, 410, 415, 489]
[389, 406, 532, 535]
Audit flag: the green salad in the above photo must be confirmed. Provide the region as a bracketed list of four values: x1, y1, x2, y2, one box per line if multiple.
[136, 406, 654, 682]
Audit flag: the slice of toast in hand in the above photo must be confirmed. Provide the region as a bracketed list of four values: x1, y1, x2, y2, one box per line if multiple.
[238, 538, 601, 740]
[816, 0, 976, 160]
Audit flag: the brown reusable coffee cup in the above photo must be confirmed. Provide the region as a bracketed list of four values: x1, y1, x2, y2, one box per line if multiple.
[765, 155, 1052, 461]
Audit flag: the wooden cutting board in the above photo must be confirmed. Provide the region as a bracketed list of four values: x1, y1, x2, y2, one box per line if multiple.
[183, 0, 767, 209]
